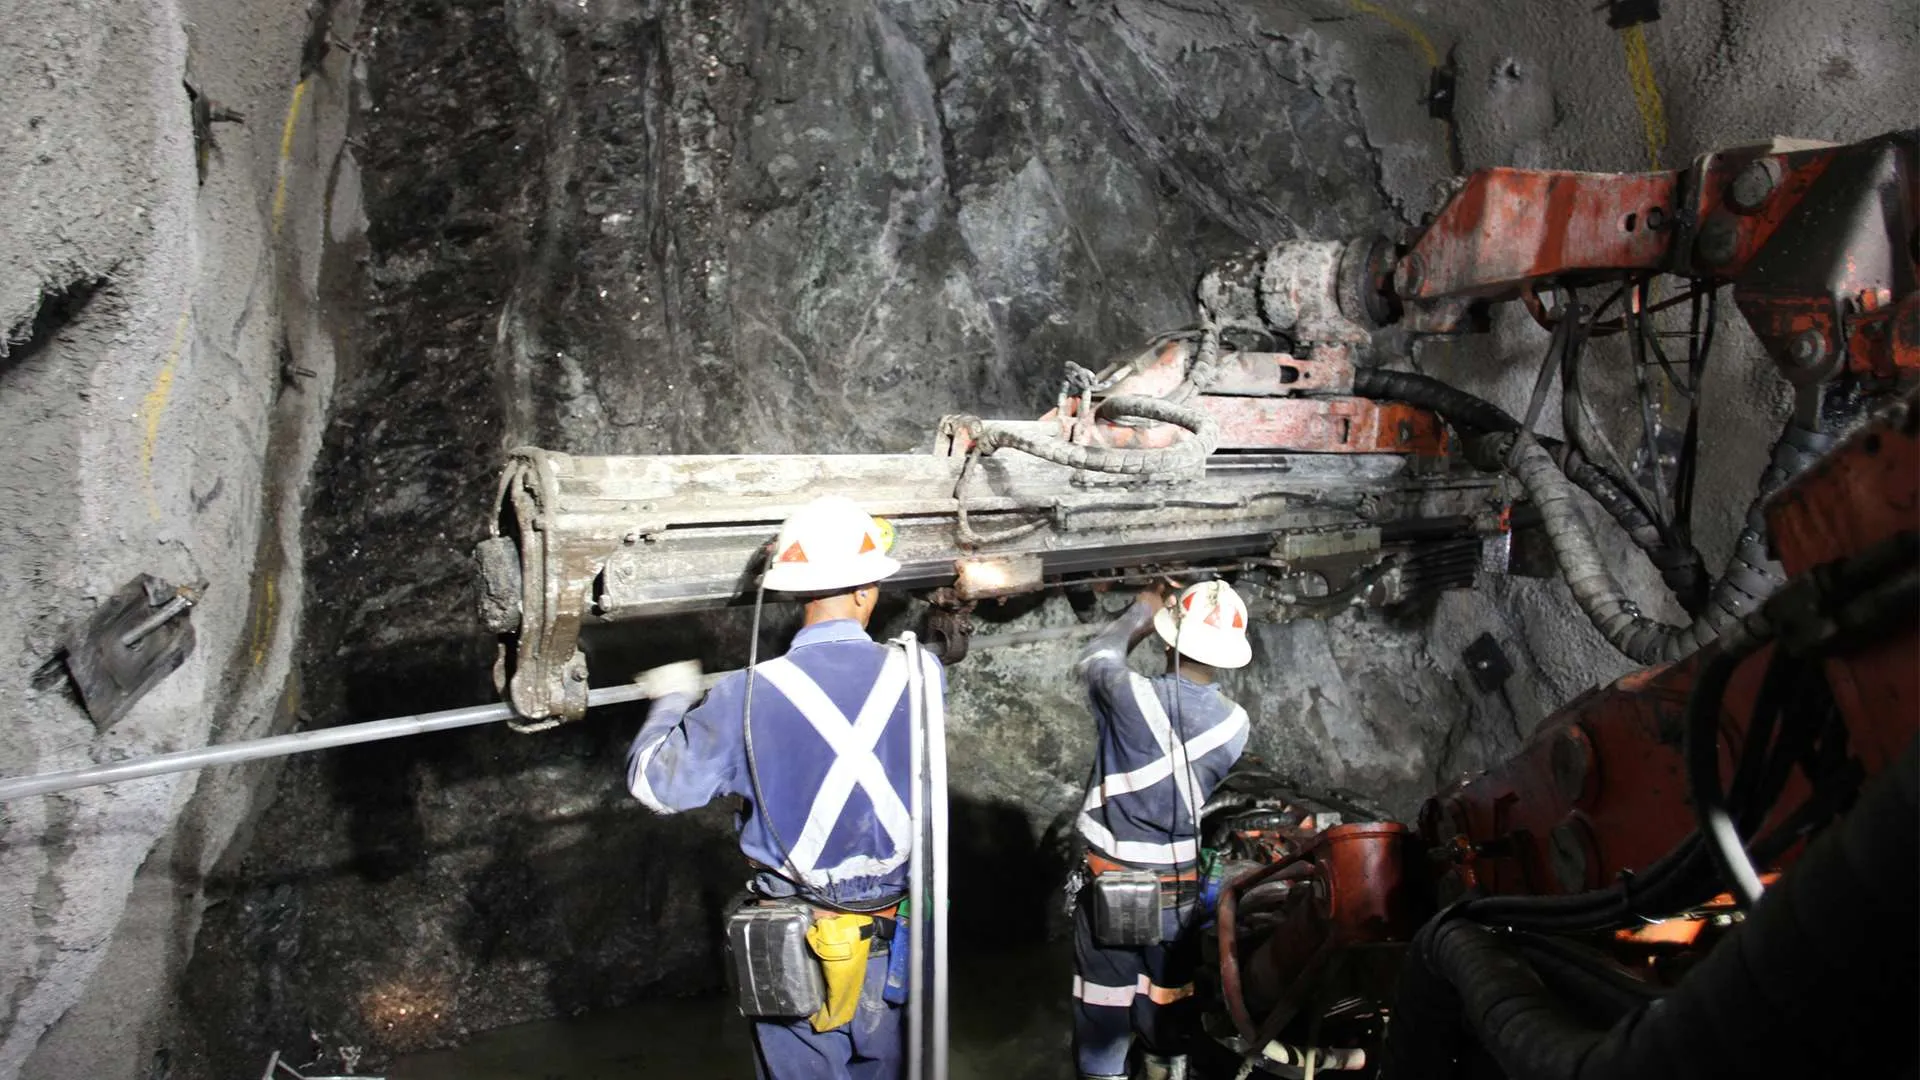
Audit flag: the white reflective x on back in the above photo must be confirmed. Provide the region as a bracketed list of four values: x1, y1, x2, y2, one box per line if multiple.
[1078, 674, 1249, 866]
[754, 652, 913, 887]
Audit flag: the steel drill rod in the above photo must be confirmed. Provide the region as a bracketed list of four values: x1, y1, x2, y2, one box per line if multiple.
[0, 624, 1088, 803]
[0, 684, 654, 802]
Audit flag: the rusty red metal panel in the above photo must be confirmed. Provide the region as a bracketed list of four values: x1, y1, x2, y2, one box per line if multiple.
[1765, 395, 1920, 778]
[1083, 396, 1450, 456]
[1698, 135, 1915, 378]
[1395, 168, 1678, 302]
[1207, 345, 1357, 396]
[1205, 397, 1449, 455]
[1218, 824, 1420, 1044]
[1416, 397, 1920, 902]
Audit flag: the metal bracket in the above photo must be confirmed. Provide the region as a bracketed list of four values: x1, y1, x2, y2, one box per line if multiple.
[1604, 0, 1660, 30]
[64, 575, 199, 732]
[1462, 633, 1514, 694]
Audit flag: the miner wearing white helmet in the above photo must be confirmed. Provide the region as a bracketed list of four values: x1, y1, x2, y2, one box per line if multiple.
[625, 495, 941, 1079]
[1069, 580, 1254, 1080]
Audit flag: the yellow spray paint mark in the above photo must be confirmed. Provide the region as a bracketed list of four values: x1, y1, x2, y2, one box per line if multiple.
[140, 308, 193, 520]
[271, 78, 311, 236]
[251, 573, 278, 669]
[1617, 24, 1669, 170]
[1346, 0, 1440, 70]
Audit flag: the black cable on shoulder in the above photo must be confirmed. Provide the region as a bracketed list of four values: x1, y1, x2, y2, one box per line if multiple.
[1170, 598, 1198, 888]
[742, 576, 803, 891]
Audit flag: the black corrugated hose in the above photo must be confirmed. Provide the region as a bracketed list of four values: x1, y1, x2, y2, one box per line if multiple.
[954, 393, 1220, 476]
[949, 394, 1219, 547]
[1504, 423, 1830, 664]
[1352, 368, 1710, 615]
[1349, 366, 1827, 664]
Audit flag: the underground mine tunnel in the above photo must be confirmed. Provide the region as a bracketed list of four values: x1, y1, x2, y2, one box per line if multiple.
[2, 1, 1917, 1078]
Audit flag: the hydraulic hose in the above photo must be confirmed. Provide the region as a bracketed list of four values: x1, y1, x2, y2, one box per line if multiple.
[1352, 368, 1708, 614]
[1386, 737, 1919, 1080]
[1351, 368, 1519, 438]
[1353, 364, 1837, 663]
[956, 394, 1220, 476]
[1504, 420, 1829, 664]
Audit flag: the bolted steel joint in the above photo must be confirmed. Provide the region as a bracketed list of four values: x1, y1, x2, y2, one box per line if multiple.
[1727, 157, 1783, 213]
[1784, 328, 1828, 370]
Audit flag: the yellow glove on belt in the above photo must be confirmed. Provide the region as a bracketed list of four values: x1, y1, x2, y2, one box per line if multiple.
[805, 913, 873, 1032]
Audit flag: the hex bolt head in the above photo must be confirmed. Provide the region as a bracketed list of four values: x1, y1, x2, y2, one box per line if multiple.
[1786, 329, 1827, 369]
[1728, 157, 1782, 213]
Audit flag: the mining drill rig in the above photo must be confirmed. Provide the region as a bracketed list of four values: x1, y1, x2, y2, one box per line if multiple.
[479, 129, 1918, 1078]
[7, 129, 1908, 1078]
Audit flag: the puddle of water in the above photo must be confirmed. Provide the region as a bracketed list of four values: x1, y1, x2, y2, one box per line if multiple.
[388, 940, 1076, 1080]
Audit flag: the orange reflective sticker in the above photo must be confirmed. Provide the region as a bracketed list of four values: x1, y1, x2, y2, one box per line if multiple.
[1233, 610, 1245, 629]
[859, 533, 878, 554]
[778, 542, 809, 563]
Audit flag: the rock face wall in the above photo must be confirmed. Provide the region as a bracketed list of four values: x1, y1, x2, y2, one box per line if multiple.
[0, 1, 354, 1078]
[2, 0, 1913, 1076]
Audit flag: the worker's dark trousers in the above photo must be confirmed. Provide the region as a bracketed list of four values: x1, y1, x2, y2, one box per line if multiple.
[752, 952, 902, 1080]
[1072, 890, 1201, 1077]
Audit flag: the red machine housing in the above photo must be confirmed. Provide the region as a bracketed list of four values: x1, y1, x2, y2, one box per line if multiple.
[1207, 129, 1920, 1063]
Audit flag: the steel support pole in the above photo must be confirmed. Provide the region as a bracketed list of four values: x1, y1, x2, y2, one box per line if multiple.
[921, 635, 951, 1080]
[901, 631, 929, 1080]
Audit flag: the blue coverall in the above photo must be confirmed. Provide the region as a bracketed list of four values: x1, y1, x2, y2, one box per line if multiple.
[627, 619, 946, 1080]
[1072, 604, 1251, 1077]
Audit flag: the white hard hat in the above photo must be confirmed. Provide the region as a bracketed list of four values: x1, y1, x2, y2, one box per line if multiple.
[760, 496, 902, 593]
[1154, 581, 1253, 669]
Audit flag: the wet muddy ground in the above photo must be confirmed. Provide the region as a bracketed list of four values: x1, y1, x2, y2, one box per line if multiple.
[388, 939, 1076, 1080]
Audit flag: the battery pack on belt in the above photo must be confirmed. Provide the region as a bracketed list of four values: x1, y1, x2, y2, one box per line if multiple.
[1089, 870, 1163, 947]
[727, 903, 825, 1019]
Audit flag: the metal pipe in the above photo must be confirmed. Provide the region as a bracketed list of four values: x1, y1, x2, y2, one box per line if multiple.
[902, 630, 928, 1080]
[0, 683, 646, 802]
[918, 633, 951, 1080]
[3, 619, 1058, 806]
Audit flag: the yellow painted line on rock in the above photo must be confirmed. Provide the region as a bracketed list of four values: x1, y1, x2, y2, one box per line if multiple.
[141, 307, 193, 520]
[1346, 0, 1439, 70]
[272, 78, 310, 236]
[251, 573, 278, 669]
[1617, 24, 1668, 170]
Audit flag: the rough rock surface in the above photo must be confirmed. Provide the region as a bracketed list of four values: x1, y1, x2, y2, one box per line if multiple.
[167, 0, 1920, 1073]
[1, 0, 1914, 1076]
[0, 1, 351, 1078]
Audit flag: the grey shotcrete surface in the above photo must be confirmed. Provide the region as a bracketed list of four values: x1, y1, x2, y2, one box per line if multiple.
[0, 0, 1912, 1076]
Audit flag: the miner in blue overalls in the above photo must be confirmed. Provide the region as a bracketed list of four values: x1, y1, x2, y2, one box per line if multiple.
[626, 495, 943, 1080]
[1072, 581, 1255, 1080]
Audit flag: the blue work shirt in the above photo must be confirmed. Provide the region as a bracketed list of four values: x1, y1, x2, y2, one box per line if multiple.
[1075, 607, 1250, 868]
[627, 620, 946, 909]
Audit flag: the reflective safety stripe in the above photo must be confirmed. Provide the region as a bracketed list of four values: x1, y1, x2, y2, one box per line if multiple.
[1072, 976, 1137, 1008]
[1142, 978, 1195, 1005]
[754, 653, 913, 888]
[1076, 815, 1198, 866]
[1079, 675, 1249, 866]
[1071, 975, 1196, 1008]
